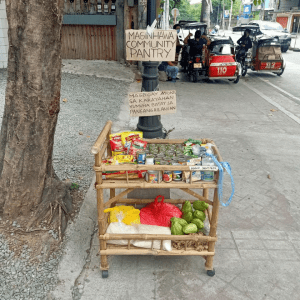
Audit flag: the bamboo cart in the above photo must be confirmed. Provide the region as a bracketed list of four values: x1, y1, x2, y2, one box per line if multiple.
[92, 121, 222, 278]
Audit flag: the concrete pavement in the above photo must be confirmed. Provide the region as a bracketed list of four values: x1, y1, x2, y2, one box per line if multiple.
[52, 60, 300, 300]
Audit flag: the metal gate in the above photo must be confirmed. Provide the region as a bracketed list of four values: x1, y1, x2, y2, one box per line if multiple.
[61, 25, 117, 60]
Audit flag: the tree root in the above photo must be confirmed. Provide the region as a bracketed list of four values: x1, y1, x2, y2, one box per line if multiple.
[26, 176, 73, 236]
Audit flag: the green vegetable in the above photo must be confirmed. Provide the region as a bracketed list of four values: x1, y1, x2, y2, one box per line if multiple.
[171, 217, 188, 227]
[193, 200, 209, 211]
[183, 223, 198, 234]
[183, 212, 193, 223]
[182, 201, 193, 214]
[193, 210, 206, 222]
[171, 222, 183, 235]
[191, 218, 204, 230]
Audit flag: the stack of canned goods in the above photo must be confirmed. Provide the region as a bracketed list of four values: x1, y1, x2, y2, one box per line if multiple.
[137, 143, 196, 183]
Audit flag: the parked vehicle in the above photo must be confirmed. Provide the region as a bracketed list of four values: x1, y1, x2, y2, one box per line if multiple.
[248, 21, 291, 52]
[236, 35, 285, 76]
[182, 36, 241, 83]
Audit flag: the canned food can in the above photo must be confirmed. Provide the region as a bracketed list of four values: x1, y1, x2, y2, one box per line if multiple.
[163, 171, 172, 183]
[146, 171, 162, 183]
[137, 151, 146, 163]
[172, 162, 182, 181]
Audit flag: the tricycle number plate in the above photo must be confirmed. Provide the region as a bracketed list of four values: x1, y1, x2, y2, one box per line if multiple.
[245, 58, 251, 62]
[194, 63, 202, 68]
[266, 62, 278, 69]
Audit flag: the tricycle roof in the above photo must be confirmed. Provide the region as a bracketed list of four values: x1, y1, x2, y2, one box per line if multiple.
[182, 22, 207, 30]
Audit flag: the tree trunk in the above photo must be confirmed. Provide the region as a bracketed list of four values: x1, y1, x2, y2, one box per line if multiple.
[0, 0, 72, 228]
[201, 0, 211, 28]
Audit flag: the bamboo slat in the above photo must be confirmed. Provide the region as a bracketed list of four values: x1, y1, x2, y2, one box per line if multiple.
[180, 188, 213, 206]
[103, 188, 134, 208]
[91, 120, 112, 154]
[117, 198, 205, 205]
[100, 234, 217, 242]
[95, 164, 219, 172]
[101, 247, 215, 256]
[96, 180, 218, 189]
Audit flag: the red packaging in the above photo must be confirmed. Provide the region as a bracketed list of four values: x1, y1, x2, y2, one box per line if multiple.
[129, 138, 148, 158]
[140, 195, 182, 227]
[110, 135, 125, 152]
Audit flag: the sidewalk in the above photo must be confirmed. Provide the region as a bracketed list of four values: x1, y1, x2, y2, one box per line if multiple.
[52, 62, 300, 300]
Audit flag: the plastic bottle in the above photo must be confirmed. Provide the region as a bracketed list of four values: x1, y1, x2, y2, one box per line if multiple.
[201, 144, 215, 182]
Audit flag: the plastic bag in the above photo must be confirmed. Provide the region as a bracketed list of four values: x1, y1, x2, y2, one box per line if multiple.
[133, 224, 172, 251]
[104, 206, 140, 225]
[106, 212, 138, 246]
[140, 195, 182, 227]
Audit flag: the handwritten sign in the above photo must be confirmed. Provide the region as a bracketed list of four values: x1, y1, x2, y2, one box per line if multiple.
[129, 90, 176, 117]
[189, 166, 219, 171]
[126, 30, 177, 61]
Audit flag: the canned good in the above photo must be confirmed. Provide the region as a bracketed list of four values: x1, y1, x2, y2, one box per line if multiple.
[145, 155, 154, 165]
[137, 151, 146, 164]
[172, 163, 182, 181]
[163, 170, 172, 183]
[146, 171, 162, 183]
[202, 171, 214, 181]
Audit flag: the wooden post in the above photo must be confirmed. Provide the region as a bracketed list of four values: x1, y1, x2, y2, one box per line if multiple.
[95, 152, 109, 271]
[205, 186, 219, 271]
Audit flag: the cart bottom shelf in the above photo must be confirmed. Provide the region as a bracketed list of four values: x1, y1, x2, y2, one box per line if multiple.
[100, 244, 215, 256]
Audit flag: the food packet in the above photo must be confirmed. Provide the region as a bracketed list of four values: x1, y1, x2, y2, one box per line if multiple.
[121, 131, 143, 152]
[110, 133, 126, 154]
[129, 138, 147, 158]
[102, 170, 146, 180]
[113, 155, 135, 164]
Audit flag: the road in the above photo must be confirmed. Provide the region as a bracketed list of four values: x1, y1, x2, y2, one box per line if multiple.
[52, 52, 300, 300]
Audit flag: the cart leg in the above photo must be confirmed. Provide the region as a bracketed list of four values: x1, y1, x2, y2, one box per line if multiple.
[205, 187, 219, 276]
[97, 187, 109, 276]
[110, 188, 116, 208]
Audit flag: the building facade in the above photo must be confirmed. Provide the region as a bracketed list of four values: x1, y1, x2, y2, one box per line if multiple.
[272, 0, 300, 32]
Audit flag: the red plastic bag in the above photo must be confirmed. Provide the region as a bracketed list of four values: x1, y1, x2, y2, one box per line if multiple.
[140, 195, 182, 227]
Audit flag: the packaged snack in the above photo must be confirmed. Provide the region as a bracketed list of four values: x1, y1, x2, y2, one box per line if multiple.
[102, 170, 146, 180]
[121, 131, 143, 151]
[112, 150, 126, 156]
[113, 155, 135, 164]
[129, 138, 148, 158]
[109, 133, 126, 153]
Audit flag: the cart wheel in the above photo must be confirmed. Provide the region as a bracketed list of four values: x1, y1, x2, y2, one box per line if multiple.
[102, 270, 109, 278]
[233, 75, 240, 84]
[275, 68, 284, 76]
[207, 269, 215, 277]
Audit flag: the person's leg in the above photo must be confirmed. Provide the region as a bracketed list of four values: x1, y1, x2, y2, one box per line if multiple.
[167, 66, 179, 82]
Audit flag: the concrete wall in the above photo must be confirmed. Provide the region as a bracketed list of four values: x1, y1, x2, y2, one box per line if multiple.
[0, 0, 8, 69]
[279, 0, 299, 11]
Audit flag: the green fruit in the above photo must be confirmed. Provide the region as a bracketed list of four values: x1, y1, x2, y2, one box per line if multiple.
[191, 218, 204, 230]
[171, 217, 188, 227]
[193, 210, 206, 222]
[171, 222, 183, 235]
[183, 212, 193, 223]
[182, 201, 193, 214]
[193, 200, 209, 211]
[183, 223, 198, 234]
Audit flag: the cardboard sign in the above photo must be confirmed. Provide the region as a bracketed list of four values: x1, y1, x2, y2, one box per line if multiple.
[189, 166, 219, 171]
[126, 30, 177, 61]
[129, 90, 176, 117]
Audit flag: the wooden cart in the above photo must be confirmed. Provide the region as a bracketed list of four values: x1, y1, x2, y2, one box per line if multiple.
[92, 121, 222, 278]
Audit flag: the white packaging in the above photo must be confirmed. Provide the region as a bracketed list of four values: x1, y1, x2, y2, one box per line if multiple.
[133, 224, 172, 251]
[106, 222, 138, 246]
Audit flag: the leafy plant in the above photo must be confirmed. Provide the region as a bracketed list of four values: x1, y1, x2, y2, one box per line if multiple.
[70, 183, 79, 190]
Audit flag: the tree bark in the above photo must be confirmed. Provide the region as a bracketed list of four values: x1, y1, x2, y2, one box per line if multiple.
[201, 0, 211, 28]
[0, 0, 72, 227]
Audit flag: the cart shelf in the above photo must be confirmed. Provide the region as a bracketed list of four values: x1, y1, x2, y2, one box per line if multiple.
[92, 121, 222, 278]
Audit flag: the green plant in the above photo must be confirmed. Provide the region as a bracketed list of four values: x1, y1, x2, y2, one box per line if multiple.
[70, 183, 79, 190]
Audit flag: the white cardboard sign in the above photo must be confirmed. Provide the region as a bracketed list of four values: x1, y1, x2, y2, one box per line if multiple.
[189, 166, 219, 171]
[129, 90, 176, 117]
[125, 30, 177, 61]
